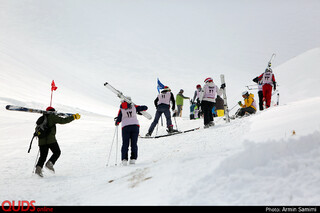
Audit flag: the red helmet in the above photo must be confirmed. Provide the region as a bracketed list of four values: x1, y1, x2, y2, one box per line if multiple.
[204, 77, 213, 83]
[163, 86, 171, 92]
[196, 84, 201, 89]
[46, 106, 55, 111]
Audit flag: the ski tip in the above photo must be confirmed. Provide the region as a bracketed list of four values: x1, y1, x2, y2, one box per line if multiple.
[5, 105, 10, 110]
[103, 82, 109, 86]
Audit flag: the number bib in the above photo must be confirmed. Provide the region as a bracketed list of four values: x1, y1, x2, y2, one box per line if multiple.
[120, 106, 139, 127]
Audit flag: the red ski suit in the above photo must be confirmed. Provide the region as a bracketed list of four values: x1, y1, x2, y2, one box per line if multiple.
[258, 72, 276, 108]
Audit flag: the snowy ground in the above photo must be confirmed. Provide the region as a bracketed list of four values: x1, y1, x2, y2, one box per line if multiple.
[1, 94, 320, 205]
[1, 0, 320, 206]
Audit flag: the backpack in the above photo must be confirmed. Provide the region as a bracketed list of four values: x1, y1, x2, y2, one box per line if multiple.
[34, 115, 51, 139]
[28, 115, 51, 153]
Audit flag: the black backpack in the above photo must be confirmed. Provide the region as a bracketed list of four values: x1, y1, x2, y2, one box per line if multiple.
[28, 115, 51, 153]
[35, 115, 51, 138]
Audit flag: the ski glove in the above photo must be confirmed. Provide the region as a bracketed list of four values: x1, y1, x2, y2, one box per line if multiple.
[238, 101, 242, 106]
[220, 83, 226, 89]
[73, 113, 81, 120]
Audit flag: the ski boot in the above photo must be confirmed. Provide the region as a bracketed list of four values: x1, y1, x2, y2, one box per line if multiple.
[45, 161, 55, 173]
[167, 126, 179, 134]
[35, 166, 43, 177]
[122, 159, 128, 166]
[129, 159, 136, 165]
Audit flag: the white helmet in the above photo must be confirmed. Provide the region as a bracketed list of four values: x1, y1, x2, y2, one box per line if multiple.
[242, 91, 249, 96]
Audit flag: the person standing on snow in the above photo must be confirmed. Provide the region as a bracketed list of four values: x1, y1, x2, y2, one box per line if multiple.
[35, 107, 81, 177]
[256, 67, 277, 108]
[176, 89, 190, 117]
[252, 76, 264, 111]
[146, 86, 176, 136]
[233, 91, 257, 118]
[192, 84, 202, 106]
[199, 77, 218, 128]
[115, 98, 148, 166]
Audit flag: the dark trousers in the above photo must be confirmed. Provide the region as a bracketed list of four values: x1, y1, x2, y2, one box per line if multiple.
[148, 105, 172, 134]
[236, 107, 256, 117]
[201, 101, 215, 125]
[36, 142, 61, 168]
[121, 125, 139, 160]
[258, 90, 264, 111]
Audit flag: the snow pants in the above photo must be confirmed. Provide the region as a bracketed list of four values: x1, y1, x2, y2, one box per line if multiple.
[201, 100, 215, 125]
[148, 105, 172, 134]
[177, 105, 183, 117]
[236, 107, 256, 117]
[121, 125, 139, 160]
[258, 90, 264, 111]
[263, 84, 273, 108]
[36, 142, 61, 168]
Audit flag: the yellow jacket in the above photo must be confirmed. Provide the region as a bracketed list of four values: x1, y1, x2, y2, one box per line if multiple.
[241, 93, 257, 110]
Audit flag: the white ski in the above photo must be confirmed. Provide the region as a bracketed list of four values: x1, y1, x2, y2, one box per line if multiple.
[104, 82, 152, 120]
[268, 53, 276, 67]
[220, 74, 230, 123]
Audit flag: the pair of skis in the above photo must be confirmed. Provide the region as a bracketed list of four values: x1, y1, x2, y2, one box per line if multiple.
[5, 105, 74, 117]
[140, 127, 200, 139]
[103, 82, 152, 120]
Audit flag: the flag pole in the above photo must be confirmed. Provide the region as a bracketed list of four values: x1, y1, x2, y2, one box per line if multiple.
[50, 90, 53, 107]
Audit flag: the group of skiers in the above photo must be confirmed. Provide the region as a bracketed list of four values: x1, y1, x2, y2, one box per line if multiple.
[232, 62, 277, 119]
[32, 64, 277, 176]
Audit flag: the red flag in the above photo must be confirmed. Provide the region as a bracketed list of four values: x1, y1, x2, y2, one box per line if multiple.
[51, 80, 58, 91]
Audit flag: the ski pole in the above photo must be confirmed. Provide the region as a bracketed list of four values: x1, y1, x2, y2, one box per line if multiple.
[155, 122, 159, 136]
[173, 116, 178, 131]
[32, 149, 40, 173]
[106, 126, 118, 167]
[228, 103, 239, 113]
[115, 125, 119, 166]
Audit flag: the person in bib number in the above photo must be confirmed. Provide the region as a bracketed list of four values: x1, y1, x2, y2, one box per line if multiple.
[146, 86, 177, 136]
[257, 68, 277, 108]
[199, 77, 218, 128]
[115, 98, 148, 166]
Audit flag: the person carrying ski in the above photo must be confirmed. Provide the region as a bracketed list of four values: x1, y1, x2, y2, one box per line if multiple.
[146, 86, 176, 136]
[115, 98, 148, 166]
[233, 91, 257, 118]
[35, 107, 80, 177]
[176, 89, 190, 117]
[256, 67, 277, 108]
[199, 77, 218, 128]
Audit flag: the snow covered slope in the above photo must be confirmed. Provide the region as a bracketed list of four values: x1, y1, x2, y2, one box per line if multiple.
[1, 48, 320, 205]
[1, 0, 320, 206]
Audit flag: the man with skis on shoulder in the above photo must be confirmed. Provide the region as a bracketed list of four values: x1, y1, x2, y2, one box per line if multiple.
[254, 63, 277, 109]
[35, 107, 81, 177]
[115, 98, 148, 166]
[146, 86, 177, 136]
